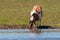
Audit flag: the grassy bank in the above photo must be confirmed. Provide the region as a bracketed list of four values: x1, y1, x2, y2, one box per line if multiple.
[0, 0, 60, 27]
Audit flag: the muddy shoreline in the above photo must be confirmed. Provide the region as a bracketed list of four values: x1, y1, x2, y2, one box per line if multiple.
[0, 24, 60, 29]
[0, 24, 29, 29]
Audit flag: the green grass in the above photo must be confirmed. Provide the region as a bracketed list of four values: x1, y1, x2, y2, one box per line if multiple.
[0, 0, 60, 26]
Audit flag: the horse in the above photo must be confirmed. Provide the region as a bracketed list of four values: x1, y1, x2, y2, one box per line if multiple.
[29, 11, 42, 29]
[29, 5, 42, 33]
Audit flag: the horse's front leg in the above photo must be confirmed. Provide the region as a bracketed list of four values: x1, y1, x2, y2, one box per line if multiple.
[31, 21, 38, 31]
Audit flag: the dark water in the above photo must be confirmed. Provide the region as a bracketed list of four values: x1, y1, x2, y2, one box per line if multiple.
[0, 29, 60, 40]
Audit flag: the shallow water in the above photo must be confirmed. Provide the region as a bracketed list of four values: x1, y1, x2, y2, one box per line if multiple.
[0, 29, 60, 40]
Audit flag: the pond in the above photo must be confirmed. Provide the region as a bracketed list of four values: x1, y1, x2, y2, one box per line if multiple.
[0, 29, 60, 40]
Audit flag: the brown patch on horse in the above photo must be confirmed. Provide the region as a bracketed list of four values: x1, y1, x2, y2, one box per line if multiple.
[33, 13, 39, 21]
